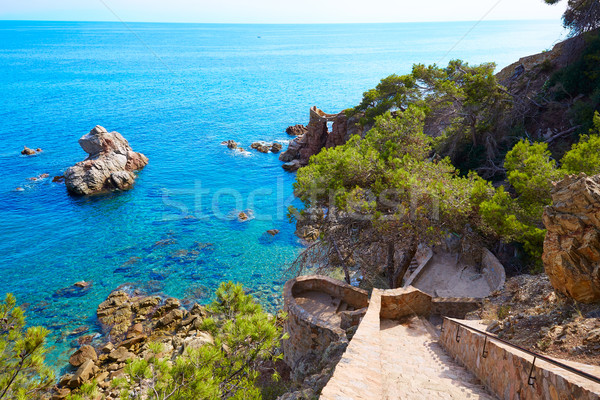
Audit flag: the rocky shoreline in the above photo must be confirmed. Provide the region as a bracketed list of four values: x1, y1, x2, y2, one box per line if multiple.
[52, 289, 211, 399]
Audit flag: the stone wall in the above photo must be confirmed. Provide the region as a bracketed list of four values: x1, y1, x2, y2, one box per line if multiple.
[431, 297, 482, 319]
[441, 318, 600, 400]
[282, 275, 369, 368]
[482, 248, 506, 292]
[380, 286, 432, 319]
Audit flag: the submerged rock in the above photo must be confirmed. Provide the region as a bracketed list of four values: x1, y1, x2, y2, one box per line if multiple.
[64, 125, 148, 195]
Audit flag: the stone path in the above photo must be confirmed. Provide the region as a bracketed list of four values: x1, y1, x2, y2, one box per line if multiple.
[320, 290, 496, 400]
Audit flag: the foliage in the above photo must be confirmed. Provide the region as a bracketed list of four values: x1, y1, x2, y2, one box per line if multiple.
[561, 111, 600, 174]
[544, 0, 600, 36]
[0, 294, 54, 400]
[481, 113, 600, 262]
[293, 110, 493, 288]
[120, 282, 283, 400]
[347, 60, 510, 174]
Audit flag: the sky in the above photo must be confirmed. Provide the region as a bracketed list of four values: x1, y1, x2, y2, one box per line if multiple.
[0, 0, 567, 24]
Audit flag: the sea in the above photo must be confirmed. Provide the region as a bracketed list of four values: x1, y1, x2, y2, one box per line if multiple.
[0, 20, 565, 366]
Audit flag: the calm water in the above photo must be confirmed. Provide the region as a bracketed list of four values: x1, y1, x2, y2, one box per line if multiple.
[0, 20, 564, 365]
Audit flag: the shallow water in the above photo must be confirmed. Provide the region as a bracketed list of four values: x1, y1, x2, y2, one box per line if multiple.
[0, 20, 564, 365]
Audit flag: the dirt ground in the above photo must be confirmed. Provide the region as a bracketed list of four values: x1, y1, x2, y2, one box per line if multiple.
[469, 274, 600, 366]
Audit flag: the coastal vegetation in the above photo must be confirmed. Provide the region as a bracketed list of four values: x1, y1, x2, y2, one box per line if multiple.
[0, 294, 54, 400]
[292, 26, 600, 282]
[2, 284, 285, 400]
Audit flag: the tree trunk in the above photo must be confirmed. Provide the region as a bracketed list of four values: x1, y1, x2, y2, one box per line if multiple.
[332, 239, 351, 284]
[392, 241, 418, 288]
[386, 241, 395, 289]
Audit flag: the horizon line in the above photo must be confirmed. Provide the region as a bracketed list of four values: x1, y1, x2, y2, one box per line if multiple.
[0, 18, 560, 26]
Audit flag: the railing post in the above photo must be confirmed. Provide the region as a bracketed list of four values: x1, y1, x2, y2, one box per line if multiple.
[455, 325, 461, 343]
[482, 336, 488, 358]
[528, 356, 537, 386]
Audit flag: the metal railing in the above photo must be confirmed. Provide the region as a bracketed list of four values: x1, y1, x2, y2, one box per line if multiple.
[442, 317, 600, 386]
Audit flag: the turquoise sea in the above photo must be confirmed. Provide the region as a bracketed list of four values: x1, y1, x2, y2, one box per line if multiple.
[0, 20, 564, 365]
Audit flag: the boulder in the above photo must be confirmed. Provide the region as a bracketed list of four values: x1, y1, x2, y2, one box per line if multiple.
[251, 142, 270, 153]
[542, 174, 600, 303]
[286, 124, 308, 136]
[64, 125, 148, 195]
[21, 146, 36, 156]
[271, 142, 283, 153]
[107, 346, 135, 363]
[222, 140, 237, 149]
[69, 345, 97, 367]
[68, 359, 97, 388]
[267, 229, 280, 236]
[282, 160, 301, 172]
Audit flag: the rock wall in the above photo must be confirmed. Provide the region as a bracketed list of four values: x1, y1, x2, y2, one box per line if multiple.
[543, 174, 600, 303]
[441, 318, 600, 400]
[279, 106, 364, 171]
[282, 275, 368, 369]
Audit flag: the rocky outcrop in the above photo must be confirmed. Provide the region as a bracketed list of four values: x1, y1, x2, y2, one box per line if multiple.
[286, 124, 308, 136]
[64, 126, 148, 195]
[542, 174, 600, 303]
[52, 289, 210, 399]
[279, 107, 364, 170]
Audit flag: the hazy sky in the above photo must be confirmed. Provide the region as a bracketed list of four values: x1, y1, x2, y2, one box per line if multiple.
[1, 0, 567, 24]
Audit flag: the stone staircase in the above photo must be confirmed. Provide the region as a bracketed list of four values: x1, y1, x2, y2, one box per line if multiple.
[320, 290, 496, 400]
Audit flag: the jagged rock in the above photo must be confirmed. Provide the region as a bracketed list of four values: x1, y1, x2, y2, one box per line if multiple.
[68, 359, 97, 388]
[542, 174, 600, 303]
[286, 124, 308, 136]
[51, 387, 71, 400]
[267, 229, 280, 236]
[238, 211, 249, 222]
[69, 345, 97, 367]
[251, 142, 270, 153]
[107, 346, 135, 363]
[279, 107, 365, 170]
[97, 291, 133, 339]
[21, 146, 36, 155]
[156, 309, 184, 330]
[64, 125, 148, 195]
[222, 140, 238, 149]
[282, 160, 301, 172]
[271, 142, 283, 153]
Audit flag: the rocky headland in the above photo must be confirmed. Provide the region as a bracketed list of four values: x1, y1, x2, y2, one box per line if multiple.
[64, 126, 148, 195]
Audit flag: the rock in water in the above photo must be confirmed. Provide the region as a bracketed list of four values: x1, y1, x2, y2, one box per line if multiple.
[285, 124, 308, 136]
[64, 126, 148, 195]
[542, 174, 600, 303]
[271, 142, 283, 153]
[21, 146, 36, 155]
